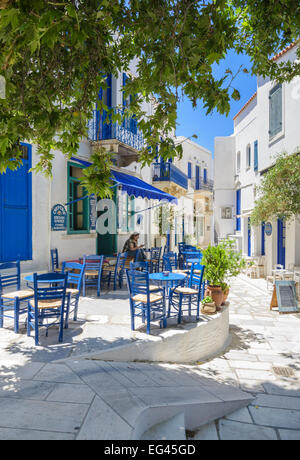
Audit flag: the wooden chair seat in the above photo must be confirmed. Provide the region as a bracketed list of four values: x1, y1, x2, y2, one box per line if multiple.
[2, 290, 34, 300]
[29, 299, 63, 310]
[174, 287, 198, 295]
[131, 293, 163, 304]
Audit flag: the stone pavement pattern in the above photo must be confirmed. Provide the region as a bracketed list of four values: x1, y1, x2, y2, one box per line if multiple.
[0, 274, 299, 439]
[188, 274, 300, 440]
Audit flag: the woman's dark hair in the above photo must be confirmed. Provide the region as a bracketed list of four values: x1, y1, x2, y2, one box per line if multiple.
[130, 232, 139, 239]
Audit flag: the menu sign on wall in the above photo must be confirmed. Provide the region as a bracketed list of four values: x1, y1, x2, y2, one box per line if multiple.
[51, 204, 67, 231]
[89, 194, 97, 231]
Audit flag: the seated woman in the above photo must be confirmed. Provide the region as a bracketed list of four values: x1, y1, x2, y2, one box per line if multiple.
[123, 232, 146, 262]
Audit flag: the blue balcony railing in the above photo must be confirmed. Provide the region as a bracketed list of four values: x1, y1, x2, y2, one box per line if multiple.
[87, 107, 144, 151]
[194, 178, 214, 192]
[152, 162, 188, 190]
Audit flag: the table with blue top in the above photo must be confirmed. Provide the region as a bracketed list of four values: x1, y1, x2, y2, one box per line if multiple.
[149, 272, 186, 298]
[24, 273, 66, 287]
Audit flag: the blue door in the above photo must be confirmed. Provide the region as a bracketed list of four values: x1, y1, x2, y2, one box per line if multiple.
[247, 217, 251, 256]
[277, 219, 286, 268]
[0, 143, 32, 262]
[261, 222, 265, 256]
[236, 189, 241, 231]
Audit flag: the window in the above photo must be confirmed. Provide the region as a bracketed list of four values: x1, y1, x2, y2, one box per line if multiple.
[236, 151, 241, 173]
[203, 168, 207, 184]
[221, 207, 233, 219]
[68, 163, 89, 233]
[254, 140, 258, 172]
[119, 193, 135, 232]
[269, 83, 282, 139]
[246, 144, 251, 169]
[188, 162, 192, 179]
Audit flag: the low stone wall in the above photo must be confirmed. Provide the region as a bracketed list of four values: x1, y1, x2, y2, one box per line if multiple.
[89, 305, 230, 364]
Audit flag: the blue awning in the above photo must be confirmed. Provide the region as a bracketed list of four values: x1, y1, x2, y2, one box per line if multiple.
[70, 157, 177, 204]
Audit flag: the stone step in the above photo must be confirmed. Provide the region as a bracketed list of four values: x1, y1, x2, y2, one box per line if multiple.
[140, 413, 186, 440]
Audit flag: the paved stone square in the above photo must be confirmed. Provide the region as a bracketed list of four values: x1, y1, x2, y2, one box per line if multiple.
[0, 274, 299, 439]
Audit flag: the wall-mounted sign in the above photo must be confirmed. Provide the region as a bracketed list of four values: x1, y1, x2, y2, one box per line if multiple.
[89, 194, 97, 231]
[51, 204, 67, 231]
[265, 222, 272, 236]
[270, 280, 299, 314]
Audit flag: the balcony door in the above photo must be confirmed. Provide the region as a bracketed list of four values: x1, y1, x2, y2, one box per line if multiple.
[195, 166, 200, 189]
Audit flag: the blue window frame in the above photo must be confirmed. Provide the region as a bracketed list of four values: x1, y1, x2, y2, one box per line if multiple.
[195, 166, 200, 189]
[203, 168, 207, 184]
[254, 140, 258, 172]
[188, 162, 192, 179]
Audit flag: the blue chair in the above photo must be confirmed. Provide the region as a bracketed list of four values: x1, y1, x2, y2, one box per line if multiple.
[50, 249, 60, 272]
[150, 247, 162, 273]
[168, 263, 205, 323]
[130, 261, 149, 271]
[126, 269, 166, 334]
[0, 261, 34, 333]
[61, 262, 86, 322]
[27, 273, 69, 345]
[82, 255, 104, 297]
[102, 252, 128, 290]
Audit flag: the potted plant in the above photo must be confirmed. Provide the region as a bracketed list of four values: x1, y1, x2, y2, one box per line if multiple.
[218, 239, 246, 304]
[201, 296, 216, 314]
[201, 244, 229, 308]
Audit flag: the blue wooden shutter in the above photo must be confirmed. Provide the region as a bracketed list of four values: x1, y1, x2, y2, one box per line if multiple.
[188, 162, 192, 179]
[254, 140, 258, 171]
[122, 72, 128, 107]
[0, 143, 32, 262]
[195, 166, 200, 189]
[203, 168, 207, 184]
[269, 84, 282, 138]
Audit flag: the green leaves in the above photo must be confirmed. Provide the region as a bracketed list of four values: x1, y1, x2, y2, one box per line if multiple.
[0, 0, 299, 195]
[251, 151, 300, 225]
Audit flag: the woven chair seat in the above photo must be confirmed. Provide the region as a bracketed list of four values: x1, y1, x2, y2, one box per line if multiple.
[131, 293, 163, 304]
[172, 270, 188, 275]
[149, 285, 161, 291]
[85, 270, 100, 276]
[174, 287, 198, 295]
[29, 299, 63, 310]
[2, 290, 34, 300]
[66, 288, 79, 295]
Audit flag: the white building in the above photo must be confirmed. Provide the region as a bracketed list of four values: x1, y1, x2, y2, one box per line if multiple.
[214, 42, 300, 275]
[0, 62, 213, 273]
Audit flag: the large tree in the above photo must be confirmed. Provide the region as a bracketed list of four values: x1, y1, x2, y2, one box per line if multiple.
[0, 0, 299, 195]
[251, 152, 300, 226]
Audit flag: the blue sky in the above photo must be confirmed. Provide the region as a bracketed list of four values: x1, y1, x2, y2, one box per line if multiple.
[175, 50, 257, 155]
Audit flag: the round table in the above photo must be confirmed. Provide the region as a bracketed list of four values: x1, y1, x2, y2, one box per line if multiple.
[24, 274, 66, 285]
[149, 272, 186, 298]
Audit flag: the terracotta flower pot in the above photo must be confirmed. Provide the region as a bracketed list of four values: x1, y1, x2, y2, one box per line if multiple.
[222, 287, 230, 305]
[205, 285, 223, 308]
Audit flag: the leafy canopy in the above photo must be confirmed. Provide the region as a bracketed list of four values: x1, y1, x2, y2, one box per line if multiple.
[251, 151, 300, 226]
[0, 0, 299, 195]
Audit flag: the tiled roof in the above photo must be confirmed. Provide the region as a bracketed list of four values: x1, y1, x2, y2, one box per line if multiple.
[271, 41, 298, 61]
[233, 92, 257, 121]
[233, 41, 299, 121]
